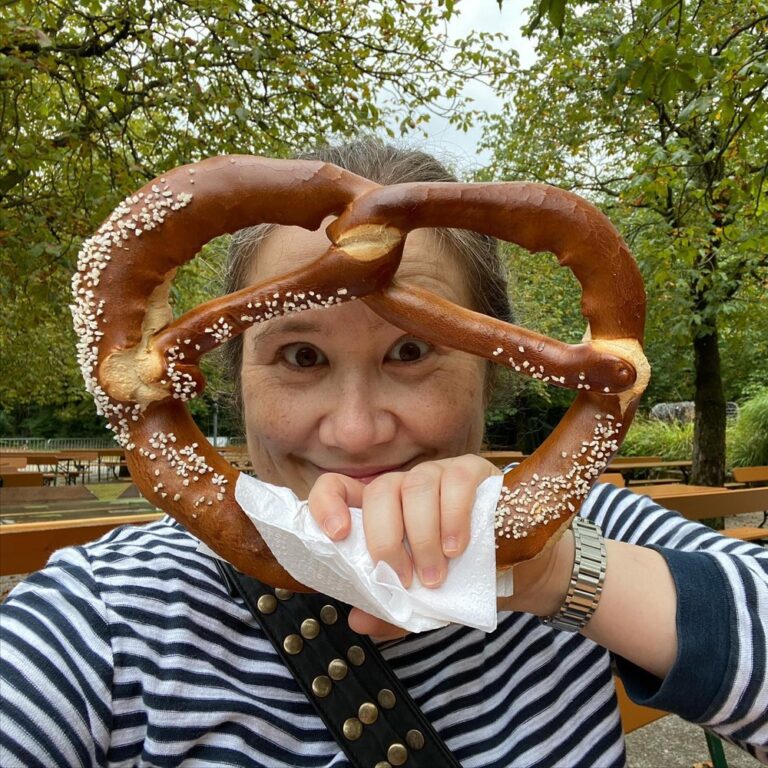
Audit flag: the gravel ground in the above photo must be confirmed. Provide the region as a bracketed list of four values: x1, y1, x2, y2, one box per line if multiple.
[626, 714, 762, 767]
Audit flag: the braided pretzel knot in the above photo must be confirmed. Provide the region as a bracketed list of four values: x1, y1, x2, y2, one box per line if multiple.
[72, 155, 649, 590]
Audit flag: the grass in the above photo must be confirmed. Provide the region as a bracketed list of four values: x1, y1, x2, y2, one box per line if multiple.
[85, 482, 134, 502]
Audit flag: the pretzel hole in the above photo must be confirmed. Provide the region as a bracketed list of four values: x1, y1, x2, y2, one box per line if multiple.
[100, 238, 230, 410]
[506, 245, 584, 345]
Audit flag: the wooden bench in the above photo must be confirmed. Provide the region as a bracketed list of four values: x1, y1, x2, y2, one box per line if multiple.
[601, 473, 626, 488]
[732, 465, 768, 485]
[615, 676, 667, 733]
[0, 485, 97, 504]
[0, 456, 27, 471]
[0, 512, 162, 575]
[731, 466, 767, 526]
[611, 455, 663, 465]
[0, 471, 44, 488]
[629, 483, 768, 522]
[610, 457, 692, 483]
[479, 450, 527, 469]
[723, 526, 767, 543]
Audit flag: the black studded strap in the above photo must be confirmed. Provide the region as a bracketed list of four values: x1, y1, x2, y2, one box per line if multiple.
[217, 561, 462, 768]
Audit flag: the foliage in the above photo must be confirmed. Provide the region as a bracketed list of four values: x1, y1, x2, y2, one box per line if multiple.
[728, 388, 768, 467]
[480, 0, 768, 481]
[619, 417, 694, 460]
[482, 242, 582, 445]
[0, 399, 107, 438]
[0, 0, 508, 412]
[618, 388, 768, 469]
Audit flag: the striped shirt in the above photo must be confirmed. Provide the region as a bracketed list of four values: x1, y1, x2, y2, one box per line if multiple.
[1, 484, 767, 767]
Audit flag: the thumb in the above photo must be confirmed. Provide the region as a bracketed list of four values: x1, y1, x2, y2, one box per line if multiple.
[307, 472, 365, 540]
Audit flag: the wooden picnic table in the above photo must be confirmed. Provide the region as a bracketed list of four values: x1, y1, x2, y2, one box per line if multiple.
[479, 450, 527, 468]
[1, 452, 80, 484]
[628, 483, 768, 521]
[96, 448, 128, 480]
[0, 456, 27, 471]
[0, 450, 128, 484]
[0, 508, 162, 576]
[0, 471, 45, 488]
[56, 451, 99, 484]
[475, 453, 691, 478]
[608, 459, 693, 482]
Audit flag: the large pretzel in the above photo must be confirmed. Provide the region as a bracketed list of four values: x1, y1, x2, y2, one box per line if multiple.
[72, 156, 649, 590]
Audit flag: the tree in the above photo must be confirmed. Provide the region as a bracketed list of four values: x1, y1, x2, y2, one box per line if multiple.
[481, 0, 768, 484]
[0, 0, 506, 422]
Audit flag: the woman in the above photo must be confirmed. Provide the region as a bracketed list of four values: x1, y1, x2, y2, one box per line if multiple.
[1, 140, 766, 767]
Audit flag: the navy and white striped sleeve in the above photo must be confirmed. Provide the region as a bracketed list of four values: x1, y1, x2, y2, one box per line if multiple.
[582, 483, 768, 762]
[0, 546, 114, 767]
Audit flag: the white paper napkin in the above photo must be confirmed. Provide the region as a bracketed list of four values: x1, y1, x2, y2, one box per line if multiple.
[198, 473, 507, 633]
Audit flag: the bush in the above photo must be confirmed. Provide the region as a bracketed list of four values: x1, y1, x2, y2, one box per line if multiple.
[620, 389, 768, 469]
[619, 417, 694, 459]
[728, 389, 768, 468]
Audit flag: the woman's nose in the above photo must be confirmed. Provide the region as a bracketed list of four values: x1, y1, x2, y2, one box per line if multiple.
[317, 380, 397, 454]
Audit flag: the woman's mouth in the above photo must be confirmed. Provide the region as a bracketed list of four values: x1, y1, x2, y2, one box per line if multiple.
[311, 462, 411, 485]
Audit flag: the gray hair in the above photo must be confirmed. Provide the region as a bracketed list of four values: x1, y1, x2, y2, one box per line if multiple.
[224, 138, 513, 409]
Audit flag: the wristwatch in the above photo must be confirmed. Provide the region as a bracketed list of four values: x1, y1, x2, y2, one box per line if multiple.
[540, 516, 607, 633]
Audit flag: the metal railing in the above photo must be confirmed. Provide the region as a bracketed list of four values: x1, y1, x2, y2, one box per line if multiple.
[0, 436, 247, 452]
[0, 437, 116, 451]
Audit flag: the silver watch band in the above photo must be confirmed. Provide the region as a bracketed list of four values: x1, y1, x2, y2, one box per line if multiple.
[540, 516, 606, 633]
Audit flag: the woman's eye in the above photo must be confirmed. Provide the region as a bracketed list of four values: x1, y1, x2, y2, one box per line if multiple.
[387, 338, 431, 363]
[281, 343, 327, 368]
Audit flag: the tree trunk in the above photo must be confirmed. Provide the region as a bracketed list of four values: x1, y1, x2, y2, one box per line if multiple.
[691, 325, 726, 486]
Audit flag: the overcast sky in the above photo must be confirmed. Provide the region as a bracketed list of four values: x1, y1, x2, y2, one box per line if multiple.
[417, 1, 536, 175]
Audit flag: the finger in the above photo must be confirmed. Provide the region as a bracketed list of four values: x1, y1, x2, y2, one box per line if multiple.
[307, 473, 364, 540]
[347, 608, 408, 643]
[440, 455, 500, 559]
[361, 473, 413, 587]
[400, 463, 446, 588]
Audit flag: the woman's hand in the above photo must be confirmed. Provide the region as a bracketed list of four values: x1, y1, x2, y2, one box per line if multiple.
[309, 454, 500, 588]
[308, 455, 500, 641]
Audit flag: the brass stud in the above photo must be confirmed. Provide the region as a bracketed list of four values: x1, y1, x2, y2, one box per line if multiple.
[274, 588, 293, 601]
[346, 644, 365, 666]
[406, 729, 425, 750]
[256, 594, 277, 614]
[300, 618, 320, 639]
[374, 763, 391, 768]
[358, 701, 378, 725]
[311, 675, 332, 698]
[377, 688, 396, 709]
[283, 634, 303, 655]
[328, 658, 348, 681]
[387, 742, 408, 766]
[320, 604, 338, 624]
[342, 717, 363, 741]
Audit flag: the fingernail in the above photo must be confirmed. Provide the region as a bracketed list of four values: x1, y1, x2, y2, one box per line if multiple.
[323, 517, 344, 539]
[443, 536, 460, 555]
[420, 566, 442, 587]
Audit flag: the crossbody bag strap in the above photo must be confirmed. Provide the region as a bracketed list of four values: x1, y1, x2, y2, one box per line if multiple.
[217, 561, 462, 768]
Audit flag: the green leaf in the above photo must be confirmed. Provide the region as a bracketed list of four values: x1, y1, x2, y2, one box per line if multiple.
[548, 0, 567, 32]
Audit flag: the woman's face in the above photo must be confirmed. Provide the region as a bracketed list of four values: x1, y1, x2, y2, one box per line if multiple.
[241, 223, 487, 498]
